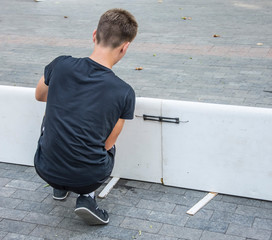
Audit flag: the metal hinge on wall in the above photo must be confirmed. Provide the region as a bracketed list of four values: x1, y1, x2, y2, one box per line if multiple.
[136, 114, 189, 124]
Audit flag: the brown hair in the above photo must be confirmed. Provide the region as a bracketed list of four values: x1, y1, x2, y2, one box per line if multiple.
[96, 9, 138, 48]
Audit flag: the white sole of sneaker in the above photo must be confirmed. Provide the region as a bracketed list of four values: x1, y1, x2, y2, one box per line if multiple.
[53, 191, 69, 201]
[74, 207, 109, 225]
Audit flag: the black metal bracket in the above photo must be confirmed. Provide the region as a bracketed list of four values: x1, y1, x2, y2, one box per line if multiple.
[143, 114, 179, 124]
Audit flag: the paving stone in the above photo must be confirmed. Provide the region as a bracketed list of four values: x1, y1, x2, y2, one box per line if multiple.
[185, 217, 229, 233]
[29, 225, 79, 239]
[0, 207, 28, 221]
[260, 201, 272, 209]
[147, 210, 189, 227]
[0, 188, 16, 198]
[23, 212, 63, 227]
[0, 219, 36, 235]
[221, 195, 262, 207]
[101, 193, 140, 207]
[2, 233, 44, 240]
[111, 205, 152, 220]
[211, 211, 254, 227]
[159, 224, 203, 240]
[10, 189, 48, 202]
[226, 224, 272, 240]
[185, 189, 208, 198]
[236, 205, 272, 219]
[95, 225, 138, 240]
[57, 217, 98, 233]
[0, 178, 11, 187]
[136, 199, 176, 213]
[204, 200, 237, 213]
[149, 184, 186, 195]
[253, 218, 272, 231]
[5, 180, 41, 191]
[42, 195, 76, 208]
[0, 163, 29, 172]
[120, 217, 162, 233]
[0, 170, 36, 181]
[125, 188, 163, 201]
[136, 232, 179, 240]
[16, 200, 54, 214]
[49, 205, 77, 219]
[0, 197, 22, 209]
[69, 234, 119, 240]
[0, 232, 7, 240]
[121, 180, 152, 190]
[200, 231, 246, 240]
[160, 193, 200, 207]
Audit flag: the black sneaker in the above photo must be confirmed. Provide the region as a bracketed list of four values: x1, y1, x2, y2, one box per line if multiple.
[74, 195, 109, 225]
[53, 188, 69, 200]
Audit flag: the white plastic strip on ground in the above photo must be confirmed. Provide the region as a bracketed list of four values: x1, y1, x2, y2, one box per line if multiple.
[1, 85, 272, 201]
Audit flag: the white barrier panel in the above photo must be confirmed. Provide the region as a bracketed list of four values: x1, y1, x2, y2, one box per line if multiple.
[0, 86, 45, 166]
[162, 100, 272, 201]
[1, 86, 272, 201]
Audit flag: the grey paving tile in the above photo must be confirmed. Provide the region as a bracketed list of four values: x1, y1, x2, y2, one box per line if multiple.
[42, 195, 76, 208]
[226, 223, 272, 240]
[5, 180, 41, 191]
[121, 180, 152, 190]
[0, 207, 28, 221]
[159, 224, 203, 240]
[0, 232, 7, 240]
[253, 218, 272, 231]
[221, 195, 262, 207]
[0, 178, 11, 187]
[0, 197, 22, 209]
[147, 210, 189, 227]
[0, 163, 29, 172]
[101, 193, 140, 207]
[160, 193, 200, 207]
[49, 205, 77, 219]
[236, 205, 272, 219]
[95, 225, 138, 240]
[29, 225, 80, 239]
[0, 188, 16, 198]
[120, 217, 162, 233]
[0, 219, 36, 235]
[0, 170, 36, 181]
[260, 201, 272, 210]
[205, 200, 237, 213]
[185, 189, 207, 198]
[23, 212, 63, 227]
[57, 217, 98, 232]
[137, 232, 179, 240]
[16, 200, 54, 214]
[111, 205, 152, 220]
[10, 189, 49, 202]
[149, 184, 186, 195]
[136, 199, 176, 213]
[2, 233, 44, 240]
[185, 217, 229, 233]
[69, 234, 119, 240]
[200, 231, 246, 240]
[211, 211, 254, 227]
[125, 188, 163, 201]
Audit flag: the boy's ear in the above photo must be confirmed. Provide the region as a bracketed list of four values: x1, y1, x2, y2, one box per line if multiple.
[121, 42, 130, 53]
[92, 29, 97, 43]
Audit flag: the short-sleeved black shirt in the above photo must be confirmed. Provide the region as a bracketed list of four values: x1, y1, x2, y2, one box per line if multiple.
[34, 56, 135, 187]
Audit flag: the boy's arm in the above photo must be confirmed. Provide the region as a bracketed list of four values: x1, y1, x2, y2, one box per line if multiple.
[35, 76, 48, 102]
[105, 119, 125, 151]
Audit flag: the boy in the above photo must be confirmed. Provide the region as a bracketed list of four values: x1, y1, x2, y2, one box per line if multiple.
[34, 9, 138, 225]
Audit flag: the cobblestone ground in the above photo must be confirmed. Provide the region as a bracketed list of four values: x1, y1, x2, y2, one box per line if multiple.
[0, 0, 272, 239]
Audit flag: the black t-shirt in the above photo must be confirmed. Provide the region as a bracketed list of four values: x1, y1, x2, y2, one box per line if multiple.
[34, 56, 135, 187]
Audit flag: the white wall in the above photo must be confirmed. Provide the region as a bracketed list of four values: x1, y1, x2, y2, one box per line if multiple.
[1, 85, 272, 201]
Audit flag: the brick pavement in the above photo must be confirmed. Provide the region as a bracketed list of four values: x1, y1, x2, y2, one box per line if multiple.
[0, 0, 272, 239]
[0, 162, 272, 240]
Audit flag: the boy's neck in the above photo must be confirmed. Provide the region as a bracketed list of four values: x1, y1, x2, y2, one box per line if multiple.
[89, 46, 116, 69]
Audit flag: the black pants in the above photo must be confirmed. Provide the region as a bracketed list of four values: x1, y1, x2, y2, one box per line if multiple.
[35, 146, 116, 195]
